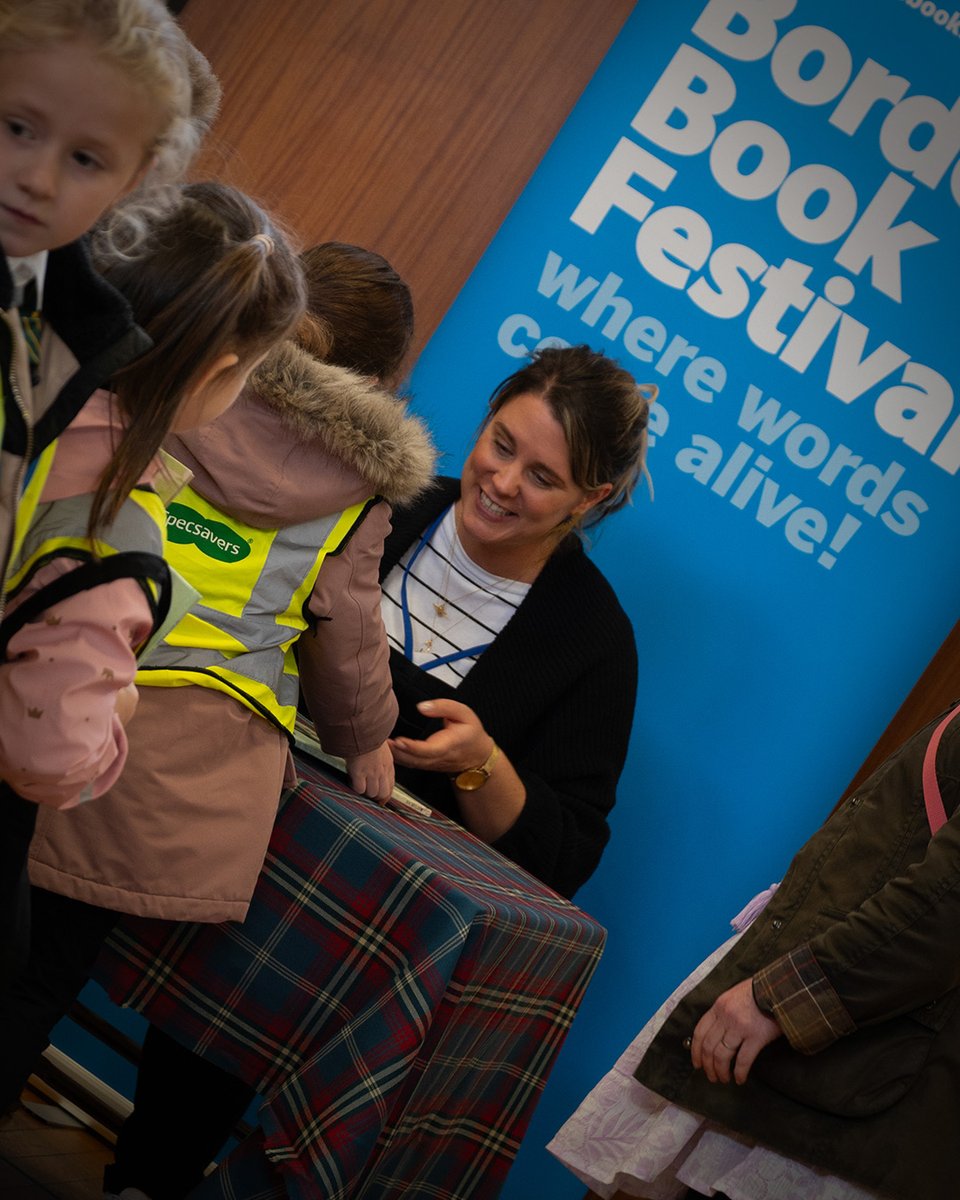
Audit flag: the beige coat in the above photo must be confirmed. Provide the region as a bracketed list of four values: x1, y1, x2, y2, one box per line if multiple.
[29, 345, 435, 921]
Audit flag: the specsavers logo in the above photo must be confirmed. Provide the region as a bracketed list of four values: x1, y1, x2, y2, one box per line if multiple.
[167, 503, 250, 562]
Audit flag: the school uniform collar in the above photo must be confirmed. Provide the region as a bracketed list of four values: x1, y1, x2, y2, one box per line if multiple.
[5, 251, 48, 308]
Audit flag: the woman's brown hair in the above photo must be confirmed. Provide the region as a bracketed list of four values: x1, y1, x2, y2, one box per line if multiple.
[88, 180, 306, 535]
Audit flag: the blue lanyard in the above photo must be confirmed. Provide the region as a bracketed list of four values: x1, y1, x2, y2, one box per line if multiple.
[399, 507, 491, 672]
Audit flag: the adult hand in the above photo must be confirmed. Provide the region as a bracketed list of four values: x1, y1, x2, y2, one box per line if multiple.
[389, 699, 492, 776]
[690, 978, 782, 1085]
[345, 742, 395, 803]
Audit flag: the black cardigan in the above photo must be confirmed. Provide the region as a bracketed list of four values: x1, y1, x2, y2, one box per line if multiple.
[380, 477, 638, 898]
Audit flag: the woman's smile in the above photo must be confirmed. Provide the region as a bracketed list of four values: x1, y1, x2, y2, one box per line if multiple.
[476, 488, 514, 520]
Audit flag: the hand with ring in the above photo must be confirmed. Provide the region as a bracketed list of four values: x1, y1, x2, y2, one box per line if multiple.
[690, 978, 783, 1084]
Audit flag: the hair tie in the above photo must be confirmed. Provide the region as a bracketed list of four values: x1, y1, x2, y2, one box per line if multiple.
[250, 233, 274, 255]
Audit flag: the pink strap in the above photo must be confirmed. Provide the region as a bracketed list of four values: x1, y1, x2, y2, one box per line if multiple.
[921, 702, 960, 835]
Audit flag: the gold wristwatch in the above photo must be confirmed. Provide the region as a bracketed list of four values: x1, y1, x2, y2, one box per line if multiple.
[452, 742, 500, 791]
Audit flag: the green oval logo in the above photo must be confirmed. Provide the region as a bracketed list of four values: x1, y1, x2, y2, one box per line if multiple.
[167, 503, 250, 563]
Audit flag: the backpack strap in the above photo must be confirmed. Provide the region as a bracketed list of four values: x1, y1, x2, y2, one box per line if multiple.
[921, 701, 960, 834]
[0, 552, 171, 660]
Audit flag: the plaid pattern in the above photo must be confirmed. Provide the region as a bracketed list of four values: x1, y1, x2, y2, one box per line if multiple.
[95, 754, 606, 1200]
[753, 943, 856, 1055]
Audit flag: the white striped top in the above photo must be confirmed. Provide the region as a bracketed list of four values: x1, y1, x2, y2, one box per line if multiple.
[380, 505, 529, 687]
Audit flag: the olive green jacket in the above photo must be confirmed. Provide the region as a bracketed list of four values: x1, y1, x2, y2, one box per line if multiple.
[636, 702, 960, 1200]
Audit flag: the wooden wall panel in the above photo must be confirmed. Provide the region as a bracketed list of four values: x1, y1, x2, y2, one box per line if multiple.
[177, 0, 958, 807]
[179, 0, 635, 360]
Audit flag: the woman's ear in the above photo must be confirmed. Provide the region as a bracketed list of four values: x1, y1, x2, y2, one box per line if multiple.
[571, 481, 614, 519]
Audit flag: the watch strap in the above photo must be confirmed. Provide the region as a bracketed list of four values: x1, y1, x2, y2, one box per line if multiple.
[452, 741, 500, 790]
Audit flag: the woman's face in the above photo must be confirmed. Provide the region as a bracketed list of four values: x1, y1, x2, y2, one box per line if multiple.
[458, 390, 607, 578]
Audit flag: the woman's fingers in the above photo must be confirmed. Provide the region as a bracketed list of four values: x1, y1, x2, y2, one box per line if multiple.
[690, 979, 782, 1085]
[691, 1012, 739, 1084]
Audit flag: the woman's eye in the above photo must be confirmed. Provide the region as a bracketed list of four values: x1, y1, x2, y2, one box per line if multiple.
[493, 439, 511, 456]
[5, 117, 30, 139]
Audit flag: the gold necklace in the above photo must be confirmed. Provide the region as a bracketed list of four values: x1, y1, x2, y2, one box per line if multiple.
[418, 546, 457, 649]
[417, 582, 512, 655]
[415, 513, 518, 655]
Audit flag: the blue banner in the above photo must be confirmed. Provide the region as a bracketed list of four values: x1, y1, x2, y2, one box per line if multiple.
[405, 1, 960, 1195]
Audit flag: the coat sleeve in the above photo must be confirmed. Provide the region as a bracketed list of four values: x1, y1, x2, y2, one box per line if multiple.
[299, 500, 398, 757]
[0, 560, 153, 808]
[754, 722, 960, 1054]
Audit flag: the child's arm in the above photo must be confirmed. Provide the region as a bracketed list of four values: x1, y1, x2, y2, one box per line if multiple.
[299, 501, 398, 789]
[0, 562, 154, 808]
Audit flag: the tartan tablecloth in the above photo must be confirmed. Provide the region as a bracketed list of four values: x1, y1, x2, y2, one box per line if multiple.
[94, 753, 606, 1200]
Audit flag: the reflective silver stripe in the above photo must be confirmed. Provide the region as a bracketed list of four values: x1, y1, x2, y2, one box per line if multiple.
[143, 645, 299, 708]
[195, 511, 341, 649]
[11, 490, 163, 575]
[146, 509, 347, 707]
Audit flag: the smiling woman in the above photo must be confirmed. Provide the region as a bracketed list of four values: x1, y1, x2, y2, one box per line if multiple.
[379, 344, 656, 897]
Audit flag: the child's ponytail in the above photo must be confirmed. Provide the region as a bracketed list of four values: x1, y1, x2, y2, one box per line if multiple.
[88, 182, 306, 535]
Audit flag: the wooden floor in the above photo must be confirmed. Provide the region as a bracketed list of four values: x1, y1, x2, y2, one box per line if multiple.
[0, 1088, 111, 1200]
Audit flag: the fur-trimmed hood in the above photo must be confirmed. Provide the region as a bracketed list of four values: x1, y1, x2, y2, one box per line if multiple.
[165, 341, 436, 530]
[250, 341, 435, 505]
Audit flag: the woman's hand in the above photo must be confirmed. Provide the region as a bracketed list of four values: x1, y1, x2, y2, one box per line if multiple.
[690, 978, 782, 1085]
[389, 699, 492, 775]
[391, 699, 527, 843]
[345, 742, 395, 803]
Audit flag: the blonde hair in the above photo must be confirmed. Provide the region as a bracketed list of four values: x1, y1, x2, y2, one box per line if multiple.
[0, 0, 219, 183]
[88, 181, 306, 535]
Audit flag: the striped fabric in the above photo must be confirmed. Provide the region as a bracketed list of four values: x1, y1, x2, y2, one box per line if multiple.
[19, 277, 41, 384]
[94, 753, 606, 1200]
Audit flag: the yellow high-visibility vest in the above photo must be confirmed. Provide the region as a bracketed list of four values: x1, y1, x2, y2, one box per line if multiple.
[8, 438, 58, 573]
[1, 485, 171, 656]
[138, 484, 373, 734]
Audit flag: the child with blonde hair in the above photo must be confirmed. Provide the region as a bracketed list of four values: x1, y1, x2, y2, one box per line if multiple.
[0, 0, 219, 575]
[0, 0, 220, 986]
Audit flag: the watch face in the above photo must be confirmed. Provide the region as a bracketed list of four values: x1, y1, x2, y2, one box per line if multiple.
[455, 767, 488, 791]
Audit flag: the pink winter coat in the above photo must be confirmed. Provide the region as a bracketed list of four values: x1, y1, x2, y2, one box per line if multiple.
[29, 346, 435, 921]
[0, 392, 160, 808]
